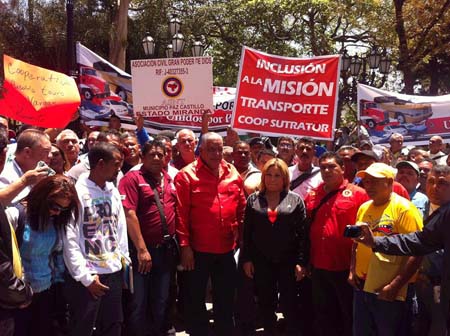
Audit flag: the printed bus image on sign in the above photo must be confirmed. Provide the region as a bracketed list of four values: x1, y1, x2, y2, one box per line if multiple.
[361, 96, 432, 125]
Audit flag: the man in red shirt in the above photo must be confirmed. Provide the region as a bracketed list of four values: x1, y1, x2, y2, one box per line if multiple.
[175, 132, 246, 336]
[119, 140, 178, 336]
[304, 152, 369, 336]
[351, 150, 410, 200]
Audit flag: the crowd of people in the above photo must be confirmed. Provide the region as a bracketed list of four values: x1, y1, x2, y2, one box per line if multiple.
[0, 112, 450, 336]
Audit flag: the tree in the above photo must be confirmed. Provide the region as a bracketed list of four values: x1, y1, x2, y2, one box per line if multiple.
[3, 0, 450, 99]
[394, 0, 450, 94]
[109, 0, 131, 69]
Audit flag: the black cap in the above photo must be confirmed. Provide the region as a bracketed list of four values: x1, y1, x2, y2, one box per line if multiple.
[247, 137, 264, 147]
[351, 150, 380, 163]
[261, 136, 274, 150]
[396, 161, 420, 175]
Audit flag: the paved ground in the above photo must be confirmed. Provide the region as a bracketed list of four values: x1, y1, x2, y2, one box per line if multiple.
[174, 303, 282, 335]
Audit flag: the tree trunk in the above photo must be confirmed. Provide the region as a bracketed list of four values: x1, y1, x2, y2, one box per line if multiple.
[393, 0, 415, 94]
[109, 0, 129, 70]
[28, 0, 34, 23]
[429, 58, 439, 95]
[307, 10, 319, 55]
[402, 70, 415, 94]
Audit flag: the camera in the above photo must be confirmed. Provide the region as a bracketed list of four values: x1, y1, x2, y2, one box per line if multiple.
[343, 225, 362, 238]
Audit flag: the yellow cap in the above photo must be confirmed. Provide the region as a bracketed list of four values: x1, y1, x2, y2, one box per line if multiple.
[356, 162, 397, 180]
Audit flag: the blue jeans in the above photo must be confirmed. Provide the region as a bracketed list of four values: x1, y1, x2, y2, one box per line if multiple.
[184, 250, 237, 336]
[353, 289, 406, 336]
[125, 244, 176, 336]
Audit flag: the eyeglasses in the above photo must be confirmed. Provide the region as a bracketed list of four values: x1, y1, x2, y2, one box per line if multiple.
[49, 202, 70, 213]
[279, 143, 293, 149]
[297, 145, 314, 151]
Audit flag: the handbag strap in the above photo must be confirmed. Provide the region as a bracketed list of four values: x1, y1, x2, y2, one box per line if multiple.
[145, 174, 170, 240]
[15, 203, 26, 248]
[309, 188, 341, 223]
[290, 167, 320, 191]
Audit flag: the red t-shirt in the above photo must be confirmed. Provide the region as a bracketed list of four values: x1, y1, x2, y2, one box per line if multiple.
[118, 168, 177, 245]
[393, 181, 410, 200]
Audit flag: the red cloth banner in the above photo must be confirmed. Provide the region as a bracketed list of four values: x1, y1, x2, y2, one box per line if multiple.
[0, 55, 80, 128]
[231, 47, 340, 139]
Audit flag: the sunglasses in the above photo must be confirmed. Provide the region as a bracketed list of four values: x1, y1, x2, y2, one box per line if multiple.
[49, 202, 70, 213]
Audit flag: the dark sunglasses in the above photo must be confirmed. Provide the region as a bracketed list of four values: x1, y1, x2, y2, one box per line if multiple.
[49, 202, 70, 213]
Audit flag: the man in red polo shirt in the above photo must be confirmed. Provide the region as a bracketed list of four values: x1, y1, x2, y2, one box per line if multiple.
[304, 152, 369, 336]
[175, 132, 246, 336]
[119, 139, 178, 336]
[351, 150, 410, 200]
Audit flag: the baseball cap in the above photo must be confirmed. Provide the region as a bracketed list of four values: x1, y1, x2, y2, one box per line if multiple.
[396, 161, 420, 176]
[359, 140, 373, 149]
[247, 137, 264, 147]
[351, 150, 380, 163]
[356, 162, 397, 179]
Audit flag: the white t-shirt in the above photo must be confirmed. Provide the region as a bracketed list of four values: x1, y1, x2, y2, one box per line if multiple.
[288, 165, 323, 199]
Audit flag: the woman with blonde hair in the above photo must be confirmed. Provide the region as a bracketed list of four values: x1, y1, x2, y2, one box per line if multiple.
[241, 158, 309, 335]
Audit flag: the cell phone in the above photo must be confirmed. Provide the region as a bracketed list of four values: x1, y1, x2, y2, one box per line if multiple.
[36, 161, 47, 169]
[343, 225, 362, 238]
[36, 161, 56, 176]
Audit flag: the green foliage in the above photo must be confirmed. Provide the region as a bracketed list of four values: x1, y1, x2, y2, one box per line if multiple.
[1, 0, 450, 99]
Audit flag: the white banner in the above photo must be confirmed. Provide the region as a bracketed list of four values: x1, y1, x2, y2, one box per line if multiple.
[358, 84, 450, 145]
[131, 57, 214, 117]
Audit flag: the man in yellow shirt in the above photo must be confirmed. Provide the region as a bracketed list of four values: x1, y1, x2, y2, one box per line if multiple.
[348, 163, 423, 336]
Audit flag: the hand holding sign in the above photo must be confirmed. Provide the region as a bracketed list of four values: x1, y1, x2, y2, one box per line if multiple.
[0, 55, 81, 128]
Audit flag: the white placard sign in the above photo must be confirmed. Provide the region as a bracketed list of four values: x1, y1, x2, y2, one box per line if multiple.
[131, 56, 213, 117]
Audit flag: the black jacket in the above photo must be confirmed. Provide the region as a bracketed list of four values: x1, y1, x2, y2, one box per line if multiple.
[241, 191, 309, 265]
[0, 205, 32, 309]
[373, 202, 450, 331]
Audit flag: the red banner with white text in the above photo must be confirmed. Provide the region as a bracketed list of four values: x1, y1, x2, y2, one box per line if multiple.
[231, 47, 340, 140]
